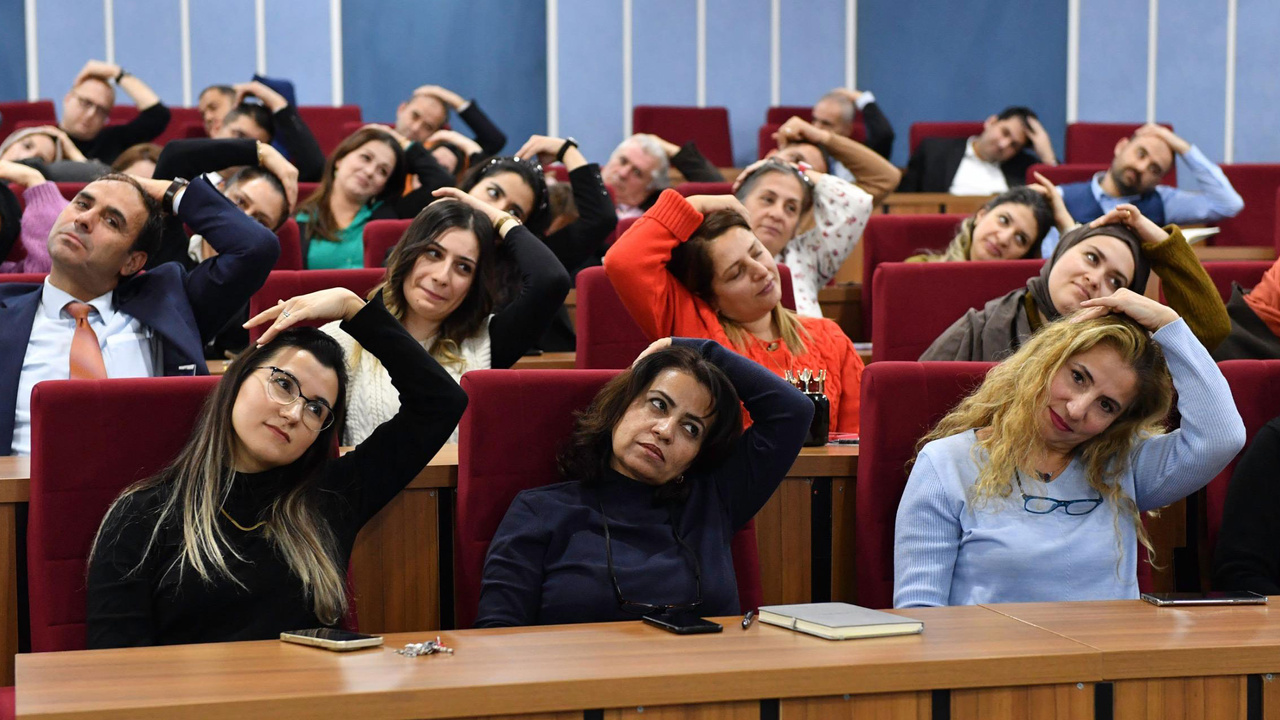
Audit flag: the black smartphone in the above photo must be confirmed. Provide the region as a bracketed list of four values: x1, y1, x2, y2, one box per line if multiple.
[1140, 591, 1268, 606]
[642, 611, 723, 635]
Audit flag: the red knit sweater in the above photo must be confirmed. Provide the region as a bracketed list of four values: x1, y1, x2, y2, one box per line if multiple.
[604, 189, 863, 433]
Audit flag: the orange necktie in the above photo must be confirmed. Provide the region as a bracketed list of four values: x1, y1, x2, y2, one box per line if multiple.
[65, 301, 107, 380]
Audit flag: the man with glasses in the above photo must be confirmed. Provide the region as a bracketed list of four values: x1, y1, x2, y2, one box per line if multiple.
[60, 60, 171, 165]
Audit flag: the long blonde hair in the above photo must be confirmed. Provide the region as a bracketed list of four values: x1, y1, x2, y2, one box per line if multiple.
[919, 314, 1173, 561]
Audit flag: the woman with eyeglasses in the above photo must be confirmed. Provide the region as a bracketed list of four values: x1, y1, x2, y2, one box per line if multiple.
[475, 337, 812, 627]
[86, 285, 468, 648]
[893, 291, 1244, 608]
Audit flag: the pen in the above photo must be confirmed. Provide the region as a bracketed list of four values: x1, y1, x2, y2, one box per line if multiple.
[741, 610, 756, 630]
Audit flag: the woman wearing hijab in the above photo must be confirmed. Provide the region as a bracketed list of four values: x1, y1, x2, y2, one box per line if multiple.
[919, 204, 1229, 361]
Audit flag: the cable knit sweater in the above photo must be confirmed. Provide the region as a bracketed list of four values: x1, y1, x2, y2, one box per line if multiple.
[777, 173, 873, 318]
[605, 189, 864, 433]
[0, 182, 65, 273]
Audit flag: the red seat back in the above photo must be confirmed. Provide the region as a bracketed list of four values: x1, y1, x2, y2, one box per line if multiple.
[765, 106, 812, 125]
[295, 105, 363, 157]
[1216, 165, 1280, 248]
[153, 107, 206, 146]
[248, 269, 386, 342]
[0, 100, 57, 142]
[855, 362, 995, 608]
[106, 105, 139, 126]
[632, 106, 733, 168]
[1064, 122, 1176, 185]
[575, 265, 796, 369]
[273, 218, 304, 270]
[872, 260, 1044, 362]
[54, 183, 87, 201]
[1162, 261, 1269, 305]
[861, 214, 967, 336]
[909, 122, 985, 156]
[1025, 163, 1107, 186]
[27, 376, 220, 652]
[362, 219, 411, 268]
[1205, 361, 1280, 576]
[0, 273, 46, 284]
[454, 369, 764, 628]
[757, 123, 781, 160]
[674, 181, 733, 197]
[297, 182, 321, 204]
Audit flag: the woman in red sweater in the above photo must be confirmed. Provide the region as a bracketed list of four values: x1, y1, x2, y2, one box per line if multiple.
[605, 189, 863, 433]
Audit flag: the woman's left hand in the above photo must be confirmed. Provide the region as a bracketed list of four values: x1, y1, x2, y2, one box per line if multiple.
[431, 186, 506, 224]
[244, 288, 365, 345]
[1089, 203, 1168, 245]
[1075, 287, 1179, 332]
[632, 337, 673, 367]
[1028, 171, 1076, 233]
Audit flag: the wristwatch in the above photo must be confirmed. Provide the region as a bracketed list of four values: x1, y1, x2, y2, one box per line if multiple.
[114, 68, 129, 84]
[555, 137, 578, 163]
[163, 178, 190, 215]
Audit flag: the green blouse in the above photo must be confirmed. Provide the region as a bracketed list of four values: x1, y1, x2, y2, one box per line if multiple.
[298, 201, 382, 270]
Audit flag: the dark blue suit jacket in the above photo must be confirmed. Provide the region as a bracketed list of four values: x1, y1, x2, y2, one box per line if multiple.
[0, 177, 280, 454]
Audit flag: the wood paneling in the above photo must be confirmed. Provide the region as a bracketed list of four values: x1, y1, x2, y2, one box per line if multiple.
[781, 692, 930, 719]
[952, 683, 1092, 720]
[830, 478, 857, 603]
[1265, 674, 1280, 720]
[350, 488, 440, 633]
[605, 700, 759, 719]
[755, 478, 812, 606]
[1113, 675, 1247, 720]
[0, 503, 15, 685]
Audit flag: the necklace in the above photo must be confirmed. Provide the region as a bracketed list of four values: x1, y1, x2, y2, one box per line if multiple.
[1035, 454, 1073, 482]
[220, 507, 268, 532]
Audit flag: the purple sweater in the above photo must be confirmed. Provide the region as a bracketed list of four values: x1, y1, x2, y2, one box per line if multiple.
[0, 182, 64, 274]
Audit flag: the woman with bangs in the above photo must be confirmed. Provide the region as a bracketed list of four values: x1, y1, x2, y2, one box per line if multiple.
[893, 290, 1245, 608]
[606, 191, 865, 434]
[321, 193, 569, 446]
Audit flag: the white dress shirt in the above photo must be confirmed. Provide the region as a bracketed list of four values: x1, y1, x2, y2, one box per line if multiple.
[948, 137, 1009, 196]
[11, 279, 160, 456]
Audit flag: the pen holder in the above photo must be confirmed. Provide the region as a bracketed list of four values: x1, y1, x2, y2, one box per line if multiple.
[803, 393, 830, 446]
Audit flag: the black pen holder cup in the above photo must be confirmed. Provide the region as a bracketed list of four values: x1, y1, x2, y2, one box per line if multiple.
[803, 393, 830, 446]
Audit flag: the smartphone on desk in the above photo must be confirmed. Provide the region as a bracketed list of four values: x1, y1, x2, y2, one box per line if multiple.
[1141, 591, 1268, 607]
[642, 611, 723, 635]
[280, 628, 385, 651]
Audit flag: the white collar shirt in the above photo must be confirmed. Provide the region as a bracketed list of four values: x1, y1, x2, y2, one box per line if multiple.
[948, 137, 1009, 196]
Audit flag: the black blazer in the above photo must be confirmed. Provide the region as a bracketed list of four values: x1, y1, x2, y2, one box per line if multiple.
[897, 136, 1038, 193]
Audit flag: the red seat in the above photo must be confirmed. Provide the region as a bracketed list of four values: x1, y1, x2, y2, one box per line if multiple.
[1205, 360, 1280, 580]
[0, 685, 11, 720]
[362, 219, 411, 268]
[1025, 163, 1107, 186]
[854, 362, 995, 608]
[296, 105, 363, 157]
[454, 368, 764, 628]
[632, 106, 733, 168]
[297, 182, 321, 203]
[871, 260, 1044, 362]
[54, 183, 87, 201]
[574, 265, 796, 370]
[601, 216, 638, 251]
[106, 105, 139, 126]
[0, 273, 47, 284]
[153, 107, 206, 146]
[908, 122, 985, 156]
[0, 100, 57, 142]
[765, 106, 812, 125]
[26, 376, 220, 652]
[674, 181, 733, 197]
[248, 269, 386, 343]
[860, 214, 967, 338]
[757, 123, 781, 160]
[1162, 261, 1269, 305]
[273, 218, 304, 270]
[1065, 122, 1176, 186]
[1215, 165, 1280, 248]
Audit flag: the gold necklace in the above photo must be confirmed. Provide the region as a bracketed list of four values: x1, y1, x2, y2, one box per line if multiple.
[220, 507, 268, 532]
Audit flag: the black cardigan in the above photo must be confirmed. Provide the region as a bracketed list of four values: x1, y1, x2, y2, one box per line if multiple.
[1213, 415, 1280, 595]
[86, 299, 468, 648]
[72, 103, 172, 164]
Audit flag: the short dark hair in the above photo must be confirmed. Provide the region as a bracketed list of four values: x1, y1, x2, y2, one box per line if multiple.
[200, 84, 235, 101]
[223, 165, 289, 229]
[458, 157, 551, 237]
[92, 173, 164, 266]
[224, 102, 275, 141]
[996, 106, 1039, 131]
[557, 345, 743, 500]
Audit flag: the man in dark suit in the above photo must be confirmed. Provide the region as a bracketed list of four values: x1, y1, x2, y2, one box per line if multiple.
[0, 173, 279, 455]
[897, 106, 1058, 194]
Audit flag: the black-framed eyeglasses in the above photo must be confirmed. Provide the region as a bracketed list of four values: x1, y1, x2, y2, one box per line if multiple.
[1015, 474, 1103, 516]
[256, 366, 334, 432]
[599, 495, 703, 617]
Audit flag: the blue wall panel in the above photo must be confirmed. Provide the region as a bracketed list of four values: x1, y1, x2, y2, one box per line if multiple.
[114, 0, 183, 105]
[557, 0, 623, 163]
[632, 0, 697, 108]
[0, 2, 27, 101]
[343, 0, 545, 157]
[779, 0, 846, 106]
[1234, 0, 1280, 162]
[36, 0, 106, 115]
[1156, 0, 1228, 191]
[859, 0, 1067, 167]
[705, 0, 771, 166]
[1077, 0, 1147, 123]
[189, 0, 257, 100]
[265, 1, 332, 105]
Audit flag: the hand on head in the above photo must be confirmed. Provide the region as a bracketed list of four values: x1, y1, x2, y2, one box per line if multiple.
[685, 194, 750, 220]
[633, 337, 674, 367]
[244, 288, 366, 346]
[430, 129, 482, 157]
[1088, 203, 1168, 246]
[257, 144, 299, 212]
[1073, 287, 1179, 333]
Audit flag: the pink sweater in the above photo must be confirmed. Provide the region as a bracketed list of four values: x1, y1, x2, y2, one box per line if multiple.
[1, 182, 65, 274]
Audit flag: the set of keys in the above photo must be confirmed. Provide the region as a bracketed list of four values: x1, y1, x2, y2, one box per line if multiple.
[784, 368, 827, 394]
[395, 636, 455, 657]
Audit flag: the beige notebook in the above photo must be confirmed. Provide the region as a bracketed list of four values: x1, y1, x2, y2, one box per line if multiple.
[757, 602, 923, 640]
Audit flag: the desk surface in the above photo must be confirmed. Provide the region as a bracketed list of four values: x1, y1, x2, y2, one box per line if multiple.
[15, 605, 1094, 720]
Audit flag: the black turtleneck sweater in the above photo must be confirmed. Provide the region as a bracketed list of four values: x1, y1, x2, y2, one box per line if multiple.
[474, 338, 813, 627]
[85, 298, 468, 648]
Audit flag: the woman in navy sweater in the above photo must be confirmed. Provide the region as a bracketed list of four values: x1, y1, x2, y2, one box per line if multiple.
[475, 337, 813, 627]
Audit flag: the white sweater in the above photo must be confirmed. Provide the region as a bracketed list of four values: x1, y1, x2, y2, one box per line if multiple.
[777, 173, 874, 318]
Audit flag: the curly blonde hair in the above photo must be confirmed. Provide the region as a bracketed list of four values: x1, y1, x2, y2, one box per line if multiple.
[919, 313, 1174, 563]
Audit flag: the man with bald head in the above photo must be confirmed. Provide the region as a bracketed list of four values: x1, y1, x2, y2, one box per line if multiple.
[1042, 123, 1244, 256]
[810, 87, 896, 174]
[394, 84, 507, 162]
[60, 60, 170, 165]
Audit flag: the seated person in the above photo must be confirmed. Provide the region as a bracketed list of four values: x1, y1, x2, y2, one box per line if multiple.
[920, 205, 1229, 361]
[895, 293, 1246, 607]
[1041, 123, 1244, 257]
[603, 134, 723, 219]
[59, 60, 171, 164]
[111, 143, 161, 177]
[907, 177, 1071, 262]
[197, 84, 235, 136]
[1213, 412, 1280, 595]
[475, 337, 812, 626]
[394, 84, 508, 177]
[1212, 254, 1280, 360]
[810, 87, 896, 166]
[605, 192, 864, 433]
[898, 106, 1058, 195]
[86, 287, 468, 647]
[0, 125, 110, 182]
[0, 160, 67, 273]
[323, 192, 569, 446]
[0, 173, 280, 456]
[207, 82, 326, 182]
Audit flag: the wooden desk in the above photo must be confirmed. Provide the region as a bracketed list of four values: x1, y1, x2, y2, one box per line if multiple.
[16, 605, 1101, 720]
[881, 193, 993, 216]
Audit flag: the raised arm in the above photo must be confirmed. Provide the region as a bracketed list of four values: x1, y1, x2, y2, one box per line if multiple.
[456, 100, 508, 158]
[153, 138, 258, 181]
[517, 135, 618, 272]
[776, 116, 899, 207]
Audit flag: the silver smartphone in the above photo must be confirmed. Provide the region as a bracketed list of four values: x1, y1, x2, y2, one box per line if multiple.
[1140, 591, 1268, 606]
[280, 628, 385, 651]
